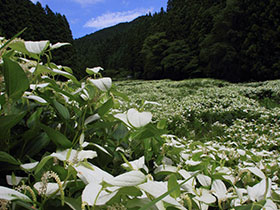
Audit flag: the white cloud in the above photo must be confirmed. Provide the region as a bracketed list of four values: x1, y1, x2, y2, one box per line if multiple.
[84, 8, 154, 29]
[72, 0, 104, 6]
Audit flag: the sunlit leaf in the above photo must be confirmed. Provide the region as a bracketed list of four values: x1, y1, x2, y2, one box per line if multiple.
[3, 55, 29, 99]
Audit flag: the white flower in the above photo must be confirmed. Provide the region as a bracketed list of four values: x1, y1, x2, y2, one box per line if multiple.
[114, 108, 152, 128]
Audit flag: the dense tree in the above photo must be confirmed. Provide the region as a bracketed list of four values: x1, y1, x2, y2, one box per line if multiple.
[73, 0, 280, 82]
[0, 0, 78, 75]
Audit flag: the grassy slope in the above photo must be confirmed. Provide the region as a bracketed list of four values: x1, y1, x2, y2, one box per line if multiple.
[116, 78, 280, 149]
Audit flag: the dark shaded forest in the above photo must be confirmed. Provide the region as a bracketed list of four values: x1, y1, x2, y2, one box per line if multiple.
[75, 0, 280, 82]
[1, 0, 280, 82]
[0, 0, 77, 71]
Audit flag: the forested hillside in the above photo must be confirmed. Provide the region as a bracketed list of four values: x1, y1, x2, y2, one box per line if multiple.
[0, 0, 77, 72]
[74, 0, 280, 82]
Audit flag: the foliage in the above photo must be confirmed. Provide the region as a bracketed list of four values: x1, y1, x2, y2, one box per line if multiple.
[0, 0, 78, 76]
[1, 34, 280, 210]
[74, 0, 280, 82]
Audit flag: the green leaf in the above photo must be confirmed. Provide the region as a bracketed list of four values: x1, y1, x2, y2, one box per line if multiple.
[0, 112, 26, 131]
[34, 155, 53, 175]
[234, 200, 265, 210]
[0, 28, 26, 51]
[0, 151, 20, 165]
[111, 88, 129, 101]
[157, 119, 167, 129]
[97, 98, 114, 116]
[168, 174, 181, 199]
[40, 124, 72, 148]
[27, 108, 43, 128]
[53, 100, 70, 120]
[25, 133, 50, 158]
[64, 197, 82, 210]
[3, 55, 29, 99]
[8, 40, 39, 60]
[0, 94, 5, 106]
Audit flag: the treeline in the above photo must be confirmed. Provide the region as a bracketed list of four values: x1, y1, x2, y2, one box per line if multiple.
[74, 0, 280, 82]
[0, 0, 77, 72]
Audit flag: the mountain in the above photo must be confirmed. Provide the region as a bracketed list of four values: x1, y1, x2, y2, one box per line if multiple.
[0, 0, 78, 74]
[74, 0, 280, 82]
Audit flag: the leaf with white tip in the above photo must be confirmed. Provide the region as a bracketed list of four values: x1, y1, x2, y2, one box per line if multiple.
[6, 175, 25, 186]
[34, 182, 61, 196]
[86, 67, 103, 75]
[122, 156, 148, 173]
[89, 77, 112, 91]
[25, 40, 49, 54]
[211, 179, 227, 201]
[23, 95, 48, 104]
[50, 42, 70, 50]
[246, 167, 266, 179]
[138, 180, 187, 210]
[105, 171, 146, 187]
[0, 186, 31, 201]
[20, 161, 39, 171]
[85, 114, 100, 125]
[127, 108, 152, 128]
[197, 174, 211, 187]
[82, 182, 102, 206]
[194, 188, 216, 204]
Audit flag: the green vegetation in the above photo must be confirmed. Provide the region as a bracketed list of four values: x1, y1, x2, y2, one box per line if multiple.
[0, 34, 280, 209]
[75, 0, 280, 82]
[0, 0, 77, 74]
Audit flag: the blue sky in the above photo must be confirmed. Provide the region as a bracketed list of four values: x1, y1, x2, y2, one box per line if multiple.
[31, 0, 168, 39]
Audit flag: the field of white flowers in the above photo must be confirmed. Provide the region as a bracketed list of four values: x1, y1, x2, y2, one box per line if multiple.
[1, 34, 280, 209]
[115, 79, 280, 209]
